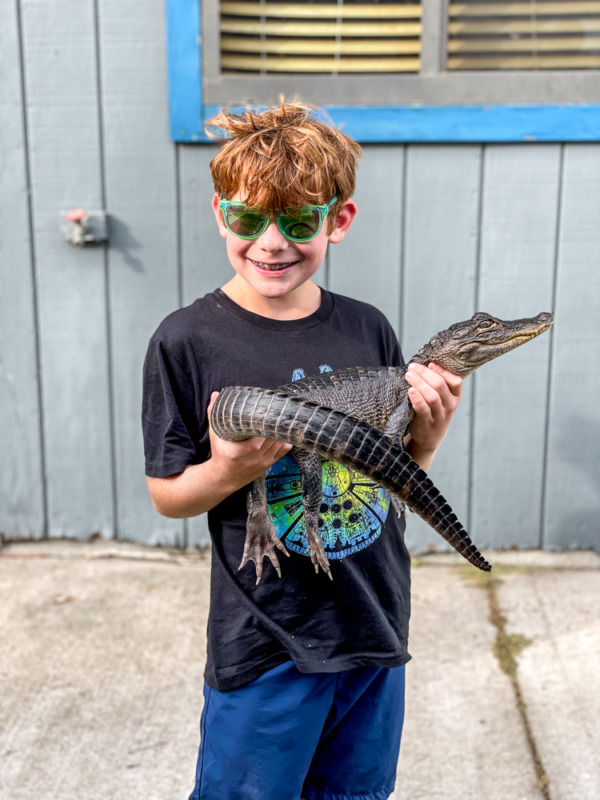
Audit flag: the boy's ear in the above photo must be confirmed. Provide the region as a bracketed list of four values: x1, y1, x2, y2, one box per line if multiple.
[212, 192, 228, 239]
[328, 199, 357, 244]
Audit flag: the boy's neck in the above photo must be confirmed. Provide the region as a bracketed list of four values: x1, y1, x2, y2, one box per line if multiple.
[220, 278, 322, 321]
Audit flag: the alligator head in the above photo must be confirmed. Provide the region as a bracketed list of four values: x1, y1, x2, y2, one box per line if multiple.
[411, 312, 554, 377]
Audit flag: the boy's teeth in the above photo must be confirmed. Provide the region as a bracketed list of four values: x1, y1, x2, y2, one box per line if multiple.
[253, 260, 294, 270]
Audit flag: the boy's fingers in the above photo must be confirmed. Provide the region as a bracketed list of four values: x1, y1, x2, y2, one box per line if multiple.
[406, 368, 445, 411]
[427, 363, 463, 396]
[408, 387, 433, 421]
[207, 391, 220, 420]
[261, 438, 292, 458]
[408, 362, 448, 395]
[408, 364, 463, 412]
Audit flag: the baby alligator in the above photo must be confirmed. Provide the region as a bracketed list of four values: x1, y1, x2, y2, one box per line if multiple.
[211, 311, 554, 582]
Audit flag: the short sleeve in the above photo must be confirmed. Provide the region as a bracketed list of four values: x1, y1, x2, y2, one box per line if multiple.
[381, 317, 405, 369]
[141, 338, 202, 478]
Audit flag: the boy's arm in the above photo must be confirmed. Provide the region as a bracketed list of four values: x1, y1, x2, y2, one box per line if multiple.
[402, 362, 463, 472]
[147, 392, 292, 518]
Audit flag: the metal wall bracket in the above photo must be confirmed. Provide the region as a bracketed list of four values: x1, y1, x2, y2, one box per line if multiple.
[60, 209, 108, 247]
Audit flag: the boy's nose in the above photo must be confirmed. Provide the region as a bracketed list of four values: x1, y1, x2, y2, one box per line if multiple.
[256, 220, 288, 251]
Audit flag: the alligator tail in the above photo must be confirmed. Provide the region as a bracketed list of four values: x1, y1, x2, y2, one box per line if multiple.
[212, 386, 491, 573]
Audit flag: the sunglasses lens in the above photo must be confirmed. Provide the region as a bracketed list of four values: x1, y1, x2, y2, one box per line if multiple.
[224, 204, 268, 238]
[279, 207, 322, 241]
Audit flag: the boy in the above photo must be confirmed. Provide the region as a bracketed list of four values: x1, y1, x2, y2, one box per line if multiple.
[142, 102, 463, 800]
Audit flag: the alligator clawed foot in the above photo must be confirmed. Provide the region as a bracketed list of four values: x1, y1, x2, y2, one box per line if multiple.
[238, 509, 289, 584]
[305, 526, 332, 580]
[391, 494, 406, 519]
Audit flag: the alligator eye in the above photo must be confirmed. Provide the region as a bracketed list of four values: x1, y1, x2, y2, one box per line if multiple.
[478, 320, 494, 329]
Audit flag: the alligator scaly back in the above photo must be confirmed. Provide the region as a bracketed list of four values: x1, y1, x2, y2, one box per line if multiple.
[211, 385, 492, 572]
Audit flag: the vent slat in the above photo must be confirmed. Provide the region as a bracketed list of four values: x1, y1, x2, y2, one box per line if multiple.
[448, 19, 600, 35]
[449, 36, 600, 53]
[220, 2, 422, 19]
[449, 1, 600, 16]
[448, 53, 600, 69]
[221, 36, 421, 55]
[221, 19, 422, 37]
[221, 54, 421, 72]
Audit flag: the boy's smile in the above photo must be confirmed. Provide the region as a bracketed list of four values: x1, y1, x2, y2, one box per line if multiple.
[249, 259, 298, 271]
[212, 193, 356, 317]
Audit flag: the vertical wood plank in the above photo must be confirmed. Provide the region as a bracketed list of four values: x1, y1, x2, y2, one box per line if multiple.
[544, 145, 600, 549]
[472, 145, 559, 549]
[98, 0, 183, 546]
[179, 142, 232, 548]
[21, 0, 113, 538]
[401, 145, 482, 555]
[328, 145, 405, 332]
[0, 0, 45, 539]
[180, 144, 232, 307]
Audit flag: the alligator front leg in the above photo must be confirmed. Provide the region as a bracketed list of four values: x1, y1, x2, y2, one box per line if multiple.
[293, 447, 332, 580]
[239, 475, 289, 584]
[389, 493, 407, 519]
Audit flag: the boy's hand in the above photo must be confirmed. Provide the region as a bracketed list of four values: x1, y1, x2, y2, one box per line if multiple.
[403, 362, 463, 470]
[207, 392, 292, 492]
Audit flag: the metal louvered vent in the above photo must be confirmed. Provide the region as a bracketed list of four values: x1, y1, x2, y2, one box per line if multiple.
[219, 1, 422, 74]
[447, 1, 600, 70]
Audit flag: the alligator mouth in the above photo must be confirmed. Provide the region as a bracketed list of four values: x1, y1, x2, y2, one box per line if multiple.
[499, 332, 538, 345]
[502, 323, 553, 344]
[484, 321, 553, 348]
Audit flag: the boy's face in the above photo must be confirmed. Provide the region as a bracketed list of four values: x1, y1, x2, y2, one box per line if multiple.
[212, 193, 356, 305]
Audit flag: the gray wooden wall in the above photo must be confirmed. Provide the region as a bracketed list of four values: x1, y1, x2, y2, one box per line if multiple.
[2, 0, 599, 554]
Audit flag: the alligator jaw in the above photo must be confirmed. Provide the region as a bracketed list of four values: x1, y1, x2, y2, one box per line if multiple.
[477, 313, 553, 348]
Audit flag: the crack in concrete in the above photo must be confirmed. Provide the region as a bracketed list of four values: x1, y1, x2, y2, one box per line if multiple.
[487, 577, 551, 800]
[456, 566, 552, 800]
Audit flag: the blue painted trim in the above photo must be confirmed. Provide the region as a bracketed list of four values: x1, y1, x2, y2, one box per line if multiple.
[165, 0, 600, 143]
[166, 0, 203, 142]
[324, 105, 600, 143]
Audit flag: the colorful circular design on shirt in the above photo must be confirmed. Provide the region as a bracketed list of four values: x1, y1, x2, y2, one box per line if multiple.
[265, 452, 390, 560]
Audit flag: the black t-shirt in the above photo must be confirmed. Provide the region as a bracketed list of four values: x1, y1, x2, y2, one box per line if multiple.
[142, 288, 412, 691]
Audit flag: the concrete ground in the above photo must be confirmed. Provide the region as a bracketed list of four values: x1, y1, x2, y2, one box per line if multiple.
[1, 541, 598, 800]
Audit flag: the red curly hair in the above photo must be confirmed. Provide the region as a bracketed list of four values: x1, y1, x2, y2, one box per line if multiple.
[205, 100, 361, 226]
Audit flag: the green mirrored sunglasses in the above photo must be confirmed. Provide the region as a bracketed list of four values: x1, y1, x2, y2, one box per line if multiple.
[219, 196, 338, 242]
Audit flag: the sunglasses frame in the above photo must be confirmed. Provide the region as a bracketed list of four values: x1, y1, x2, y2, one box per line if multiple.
[219, 195, 338, 242]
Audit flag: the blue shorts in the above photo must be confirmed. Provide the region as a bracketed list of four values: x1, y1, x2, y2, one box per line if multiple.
[189, 661, 405, 800]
